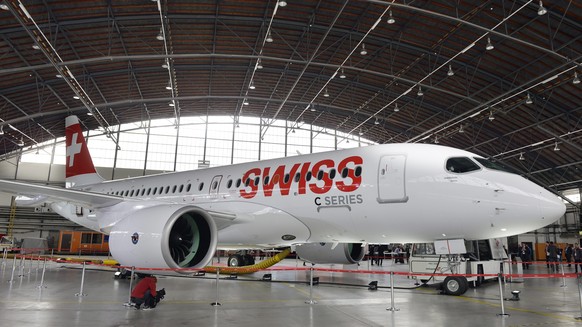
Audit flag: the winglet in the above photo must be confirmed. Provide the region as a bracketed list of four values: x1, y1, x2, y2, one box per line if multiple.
[65, 115, 103, 188]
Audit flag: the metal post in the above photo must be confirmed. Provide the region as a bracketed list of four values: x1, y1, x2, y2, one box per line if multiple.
[386, 271, 400, 311]
[575, 274, 582, 320]
[18, 254, 25, 277]
[126, 267, 135, 304]
[211, 268, 222, 306]
[305, 266, 317, 304]
[28, 254, 33, 274]
[75, 261, 87, 297]
[497, 273, 509, 317]
[507, 254, 513, 283]
[37, 258, 47, 289]
[560, 262, 567, 287]
[1, 248, 7, 267]
[8, 255, 17, 283]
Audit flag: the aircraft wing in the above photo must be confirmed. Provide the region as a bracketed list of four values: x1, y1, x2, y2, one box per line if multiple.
[0, 179, 123, 208]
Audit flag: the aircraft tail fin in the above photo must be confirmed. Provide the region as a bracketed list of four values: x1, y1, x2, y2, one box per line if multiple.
[65, 115, 104, 188]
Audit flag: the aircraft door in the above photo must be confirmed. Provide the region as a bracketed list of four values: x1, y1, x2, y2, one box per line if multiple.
[209, 175, 222, 197]
[377, 155, 408, 203]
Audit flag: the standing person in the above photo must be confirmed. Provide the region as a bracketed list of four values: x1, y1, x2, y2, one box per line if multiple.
[547, 242, 558, 272]
[574, 243, 582, 273]
[566, 244, 573, 267]
[130, 275, 158, 310]
[520, 243, 531, 270]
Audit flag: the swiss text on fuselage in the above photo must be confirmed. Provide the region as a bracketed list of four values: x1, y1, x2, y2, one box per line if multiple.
[240, 156, 363, 199]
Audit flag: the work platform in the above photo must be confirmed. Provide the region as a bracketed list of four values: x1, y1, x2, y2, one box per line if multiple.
[1, 257, 581, 327]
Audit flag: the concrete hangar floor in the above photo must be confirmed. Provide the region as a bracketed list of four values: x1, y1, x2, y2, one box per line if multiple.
[1, 257, 581, 327]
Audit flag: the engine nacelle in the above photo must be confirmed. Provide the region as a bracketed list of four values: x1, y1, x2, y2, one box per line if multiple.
[109, 205, 217, 270]
[295, 242, 365, 264]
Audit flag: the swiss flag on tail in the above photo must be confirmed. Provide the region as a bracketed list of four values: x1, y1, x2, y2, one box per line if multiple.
[65, 115, 103, 187]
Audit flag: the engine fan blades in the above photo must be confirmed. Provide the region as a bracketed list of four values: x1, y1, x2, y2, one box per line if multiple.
[169, 215, 197, 265]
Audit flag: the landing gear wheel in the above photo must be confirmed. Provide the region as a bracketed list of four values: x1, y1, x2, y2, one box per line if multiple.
[243, 254, 255, 266]
[228, 254, 244, 267]
[442, 276, 468, 296]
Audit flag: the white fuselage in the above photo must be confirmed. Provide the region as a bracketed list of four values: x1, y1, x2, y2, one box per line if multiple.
[59, 143, 564, 247]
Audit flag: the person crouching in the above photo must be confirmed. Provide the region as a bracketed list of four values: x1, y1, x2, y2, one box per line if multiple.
[131, 275, 157, 310]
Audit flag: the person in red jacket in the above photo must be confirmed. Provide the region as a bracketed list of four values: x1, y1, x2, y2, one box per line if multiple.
[130, 275, 157, 310]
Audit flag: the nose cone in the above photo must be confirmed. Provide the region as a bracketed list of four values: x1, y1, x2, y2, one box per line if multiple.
[538, 190, 566, 223]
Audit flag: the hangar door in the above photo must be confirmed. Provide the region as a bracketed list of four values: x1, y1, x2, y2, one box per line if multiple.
[377, 155, 408, 203]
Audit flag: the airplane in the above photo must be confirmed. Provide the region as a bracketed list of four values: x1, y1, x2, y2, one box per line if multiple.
[0, 115, 566, 271]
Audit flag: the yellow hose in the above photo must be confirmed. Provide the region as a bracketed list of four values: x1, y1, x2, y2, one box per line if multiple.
[204, 248, 291, 275]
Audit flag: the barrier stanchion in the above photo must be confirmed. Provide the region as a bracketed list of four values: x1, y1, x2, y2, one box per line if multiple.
[507, 255, 513, 283]
[37, 258, 47, 289]
[497, 273, 509, 317]
[125, 266, 135, 305]
[1, 248, 7, 267]
[28, 254, 33, 274]
[75, 261, 87, 297]
[575, 274, 582, 320]
[211, 267, 222, 306]
[560, 263, 567, 287]
[386, 271, 399, 312]
[305, 265, 317, 304]
[18, 254, 25, 277]
[8, 255, 17, 283]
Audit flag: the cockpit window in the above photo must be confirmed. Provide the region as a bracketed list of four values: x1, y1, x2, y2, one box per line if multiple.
[473, 157, 515, 174]
[446, 157, 481, 173]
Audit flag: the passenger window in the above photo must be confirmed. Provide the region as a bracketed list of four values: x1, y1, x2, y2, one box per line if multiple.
[245, 178, 250, 187]
[147, 188, 151, 196]
[306, 171, 312, 181]
[329, 169, 336, 179]
[446, 157, 480, 173]
[165, 186, 170, 194]
[130, 190, 134, 197]
[254, 177, 260, 186]
[264, 176, 270, 185]
[236, 179, 241, 188]
[227, 179, 233, 188]
[212, 181, 218, 190]
[186, 184, 192, 192]
[284, 173, 290, 183]
[198, 182, 204, 191]
[294, 172, 301, 182]
[355, 166, 362, 177]
[317, 170, 324, 180]
[172, 185, 177, 193]
[341, 168, 348, 178]
[179, 185, 184, 193]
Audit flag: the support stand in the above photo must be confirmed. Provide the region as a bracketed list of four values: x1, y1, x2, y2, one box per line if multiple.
[75, 261, 87, 297]
[386, 271, 399, 312]
[305, 266, 317, 304]
[37, 258, 47, 289]
[211, 267, 222, 306]
[497, 273, 509, 317]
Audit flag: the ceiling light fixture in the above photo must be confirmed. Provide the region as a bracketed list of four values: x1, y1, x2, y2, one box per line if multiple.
[73, 95, 80, 100]
[486, 37, 494, 51]
[17, 138, 24, 147]
[169, 101, 175, 107]
[56, 74, 63, 78]
[434, 136, 439, 144]
[554, 142, 560, 151]
[165, 81, 172, 90]
[394, 103, 399, 112]
[243, 99, 249, 105]
[249, 81, 256, 90]
[537, 1, 547, 15]
[526, 93, 533, 104]
[574, 72, 581, 85]
[359, 129, 363, 136]
[488, 110, 495, 121]
[519, 152, 525, 160]
[256, 59, 263, 69]
[310, 104, 316, 112]
[266, 31, 273, 43]
[324, 89, 329, 97]
[447, 65, 454, 77]
[459, 125, 464, 133]
[374, 117, 380, 125]
[32, 44, 40, 50]
[339, 68, 346, 79]
[278, 0, 287, 7]
[360, 43, 367, 56]
[417, 86, 423, 96]
[162, 60, 169, 69]
[156, 28, 164, 41]
[387, 10, 395, 24]
[0, 4, 9, 10]
[0, 125, 4, 135]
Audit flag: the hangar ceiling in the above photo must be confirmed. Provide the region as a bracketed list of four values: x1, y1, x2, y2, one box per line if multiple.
[0, 0, 580, 194]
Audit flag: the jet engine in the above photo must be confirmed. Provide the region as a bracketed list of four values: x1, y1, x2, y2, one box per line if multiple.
[295, 242, 365, 264]
[108, 205, 217, 271]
